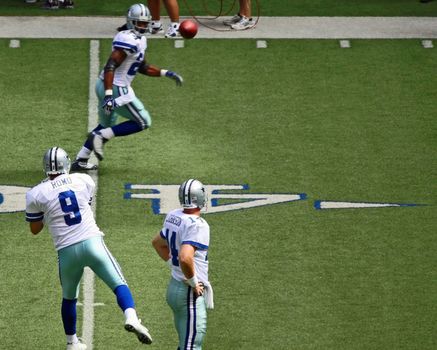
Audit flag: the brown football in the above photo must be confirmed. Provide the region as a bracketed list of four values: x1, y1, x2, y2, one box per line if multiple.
[179, 20, 198, 39]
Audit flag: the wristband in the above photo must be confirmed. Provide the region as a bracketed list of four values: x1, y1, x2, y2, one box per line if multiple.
[186, 275, 199, 288]
[105, 89, 113, 96]
[160, 69, 168, 77]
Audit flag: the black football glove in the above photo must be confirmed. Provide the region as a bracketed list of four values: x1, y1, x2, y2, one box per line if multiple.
[102, 95, 117, 115]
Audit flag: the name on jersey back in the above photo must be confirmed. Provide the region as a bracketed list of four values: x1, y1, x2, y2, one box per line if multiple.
[165, 215, 182, 227]
[50, 176, 72, 190]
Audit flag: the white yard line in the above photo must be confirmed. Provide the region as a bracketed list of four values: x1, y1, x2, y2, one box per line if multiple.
[81, 39, 100, 350]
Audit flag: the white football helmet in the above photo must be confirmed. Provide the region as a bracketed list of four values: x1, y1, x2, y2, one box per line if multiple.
[179, 179, 207, 209]
[43, 147, 71, 176]
[126, 3, 151, 36]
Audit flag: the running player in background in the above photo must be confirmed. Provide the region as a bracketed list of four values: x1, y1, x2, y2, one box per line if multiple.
[72, 3, 183, 171]
[25, 147, 152, 350]
[152, 179, 214, 349]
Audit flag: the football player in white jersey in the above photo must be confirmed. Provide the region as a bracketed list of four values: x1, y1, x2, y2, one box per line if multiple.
[71, 3, 183, 171]
[26, 147, 153, 350]
[152, 179, 213, 350]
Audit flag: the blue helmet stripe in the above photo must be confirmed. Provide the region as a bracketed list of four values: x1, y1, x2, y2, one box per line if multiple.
[185, 179, 195, 205]
[54, 147, 59, 172]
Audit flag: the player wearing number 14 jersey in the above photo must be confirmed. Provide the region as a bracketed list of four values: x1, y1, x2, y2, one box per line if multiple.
[71, 3, 184, 171]
[26, 147, 152, 350]
[152, 179, 214, 350]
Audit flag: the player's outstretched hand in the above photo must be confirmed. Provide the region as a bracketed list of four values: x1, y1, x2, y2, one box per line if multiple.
[165, 71, 183, 86]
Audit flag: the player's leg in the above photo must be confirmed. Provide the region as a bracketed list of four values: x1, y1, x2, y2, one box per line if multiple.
[83, 236, 152, 344]
[193, 296, 207, 349]
[148, 0, 164, 34]
[88, 85, 152, 161]
[231, 0, 254, 30]
[72, 79, 116, 171]
[166, 278, 207, 349]
[163, 0, 181, 38]
[58, 243, 86, 348]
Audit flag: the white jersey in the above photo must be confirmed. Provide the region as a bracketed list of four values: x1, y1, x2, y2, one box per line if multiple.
[160, 209, 210, 284]
[99, 30, 148, 87]
[25, 173, 103, 251]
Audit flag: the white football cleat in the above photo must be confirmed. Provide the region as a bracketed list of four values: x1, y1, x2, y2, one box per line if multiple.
[165, 23, 180, 38]
[223, 14, 242, 26]
[66, 340, 87, 350]
[125, 318, 153, 345]
[231, 16, 254, 30]
[149, 21, 164, 34]
[71, 159, 98, 171]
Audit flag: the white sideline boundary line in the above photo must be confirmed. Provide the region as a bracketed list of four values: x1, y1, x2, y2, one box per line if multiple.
[1, 17, 437, 39]
[82, 39, 100, 350]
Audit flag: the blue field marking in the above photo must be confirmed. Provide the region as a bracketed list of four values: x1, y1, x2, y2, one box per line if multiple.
[124, 183, 306, 214]
[123, 192, 132, 199]
[211, 183, 250, 195]
[0, 185, 31, 214]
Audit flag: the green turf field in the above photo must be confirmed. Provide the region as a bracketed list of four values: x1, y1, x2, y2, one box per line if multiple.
[2, 0, 437, 16]
[1, 37, 436, 349]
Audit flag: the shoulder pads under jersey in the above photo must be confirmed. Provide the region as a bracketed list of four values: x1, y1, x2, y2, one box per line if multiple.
[113, 31, 139, 53]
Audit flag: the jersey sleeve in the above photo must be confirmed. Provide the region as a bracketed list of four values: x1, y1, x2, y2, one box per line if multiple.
[181, 218, 209, 250]
[160, 221, 167, 240]
[25, 189, 44, 222]
[112, 31, 139, 54]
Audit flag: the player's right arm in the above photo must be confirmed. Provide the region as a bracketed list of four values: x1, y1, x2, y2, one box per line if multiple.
[29, 221, 44, 235]
[25, 189, 44, 235]
[101, 49, 126, 115]
[152, 232, 170, 262]
[103, 49, 126, 92]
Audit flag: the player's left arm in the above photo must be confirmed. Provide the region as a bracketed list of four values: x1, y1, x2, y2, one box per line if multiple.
[138, 61, 183, 86]
[29, 221, 44, 235]
[26, 190, 44, 235]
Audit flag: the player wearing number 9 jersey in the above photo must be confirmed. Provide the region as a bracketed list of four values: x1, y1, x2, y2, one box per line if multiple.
[72, 3, 184, 171]
[26, 165, 102, 251]
[25, 147, 152, 350]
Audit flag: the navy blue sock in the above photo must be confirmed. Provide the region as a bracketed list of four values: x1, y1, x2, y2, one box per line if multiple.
[112, 121, 143, 137]
[61, 298, 77, 335]
[84, 124, 104, 150]
[114, 285, 135, 311]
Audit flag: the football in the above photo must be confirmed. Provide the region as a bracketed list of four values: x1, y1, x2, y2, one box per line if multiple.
[179, 20, 198, 39]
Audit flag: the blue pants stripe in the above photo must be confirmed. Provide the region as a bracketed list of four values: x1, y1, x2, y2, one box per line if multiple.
[184, 286, 197, 349]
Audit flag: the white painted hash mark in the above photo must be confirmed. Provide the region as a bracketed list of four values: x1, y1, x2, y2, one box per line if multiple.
[314, 201, 421, 209]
